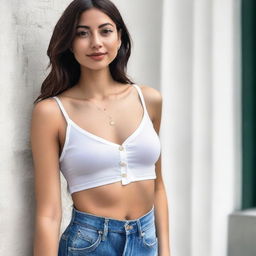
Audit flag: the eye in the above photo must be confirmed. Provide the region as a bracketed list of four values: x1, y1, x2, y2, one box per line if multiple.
[76, 31, 89, 37]
[101, 29, 113, 35]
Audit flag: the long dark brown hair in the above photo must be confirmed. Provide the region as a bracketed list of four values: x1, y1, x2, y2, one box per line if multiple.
[34, 0, 134, 104]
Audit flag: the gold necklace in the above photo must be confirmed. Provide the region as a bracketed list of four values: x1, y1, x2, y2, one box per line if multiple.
[89, 100, 116, 126]
[78, 84, 130, 126]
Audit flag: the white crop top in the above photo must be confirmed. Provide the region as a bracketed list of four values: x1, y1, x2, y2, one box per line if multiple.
[52, 84, 161, 195]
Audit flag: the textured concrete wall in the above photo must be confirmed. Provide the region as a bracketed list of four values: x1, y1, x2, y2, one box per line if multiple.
[0, 1, 162, 255]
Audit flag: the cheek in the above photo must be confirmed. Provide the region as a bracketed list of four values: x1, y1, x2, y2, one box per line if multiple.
[103, 34, 119, 48]
[105, 40, 119, 54]
[72, 40, 89, 54]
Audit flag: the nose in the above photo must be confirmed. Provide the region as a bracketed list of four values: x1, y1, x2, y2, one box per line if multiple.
[90, 32, 102, 49]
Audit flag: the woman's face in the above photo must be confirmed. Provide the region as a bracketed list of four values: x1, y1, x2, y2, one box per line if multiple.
[71, 8, 122, 71]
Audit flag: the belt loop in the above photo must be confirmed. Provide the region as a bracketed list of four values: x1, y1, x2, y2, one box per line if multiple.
[136, 219, 144, 237]
[102, 218, 109, 241]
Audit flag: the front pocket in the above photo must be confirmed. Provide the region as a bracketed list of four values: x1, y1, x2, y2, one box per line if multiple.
[142, 223, 158, 248]
[68, 225, 103, 254]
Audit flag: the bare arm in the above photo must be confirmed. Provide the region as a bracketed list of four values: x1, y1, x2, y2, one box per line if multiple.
[153, 90, 171, 256]
[30, 99, 62, 256]
[142, 85, 171, 256]
[154, 155, 171, 256]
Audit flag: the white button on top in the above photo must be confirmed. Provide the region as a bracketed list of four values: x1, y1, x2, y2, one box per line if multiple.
[119, 145, 124, 151]
[119, 161, 127, 167]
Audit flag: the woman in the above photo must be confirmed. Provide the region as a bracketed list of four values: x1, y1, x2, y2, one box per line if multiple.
[30, 0, 170, 255]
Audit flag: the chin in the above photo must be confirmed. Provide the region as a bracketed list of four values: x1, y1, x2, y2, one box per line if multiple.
[82, 64, 109, 71]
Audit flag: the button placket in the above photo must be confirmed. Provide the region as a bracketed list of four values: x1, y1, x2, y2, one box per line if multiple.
[119, 145, 124, 151]
[118, 145, 128, 183]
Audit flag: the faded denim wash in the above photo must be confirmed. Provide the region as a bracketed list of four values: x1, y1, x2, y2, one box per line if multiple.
[58, 205, 158, 256]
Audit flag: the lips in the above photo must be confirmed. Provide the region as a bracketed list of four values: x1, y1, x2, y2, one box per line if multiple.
[88, 53, 107, 61]
[88, 52, 107, 56]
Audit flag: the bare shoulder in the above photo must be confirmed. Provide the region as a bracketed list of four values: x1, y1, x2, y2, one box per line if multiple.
[137, 84, 162, 126]
[137, 84, 162, 103]
[32, 97, 60, 120]
[31, 97, 63, 133]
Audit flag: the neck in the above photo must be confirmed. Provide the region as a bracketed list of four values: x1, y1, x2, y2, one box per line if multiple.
[76, 66, 120, 100]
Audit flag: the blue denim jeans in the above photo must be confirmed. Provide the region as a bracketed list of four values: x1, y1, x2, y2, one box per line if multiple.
[58, 205, 158, 255]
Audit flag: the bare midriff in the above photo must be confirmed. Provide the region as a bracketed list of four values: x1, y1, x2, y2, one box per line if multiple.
[71, 179, 155, 220]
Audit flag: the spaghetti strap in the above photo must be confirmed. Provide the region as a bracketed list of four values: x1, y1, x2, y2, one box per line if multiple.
[52, 96, 70, 123]
[131, 84, 149, 117]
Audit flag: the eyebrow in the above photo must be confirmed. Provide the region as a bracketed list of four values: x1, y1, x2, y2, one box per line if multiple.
[76, 23, 114, 29]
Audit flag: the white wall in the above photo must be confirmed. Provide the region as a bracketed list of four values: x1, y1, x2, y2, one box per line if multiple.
[0, 1, 163, 255]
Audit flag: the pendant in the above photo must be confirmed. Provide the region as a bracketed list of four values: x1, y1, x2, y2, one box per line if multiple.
[109, 120, 115, 126]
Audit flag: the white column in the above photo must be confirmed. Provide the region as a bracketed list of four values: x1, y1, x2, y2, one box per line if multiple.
[211, 0, 242, 255]
[161, 1, 194, 256]
[190, 0, 212, 255]
[161, 0, 241, 255]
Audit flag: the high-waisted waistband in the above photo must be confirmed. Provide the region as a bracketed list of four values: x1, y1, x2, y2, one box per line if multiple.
[70, 205, 155, 239]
